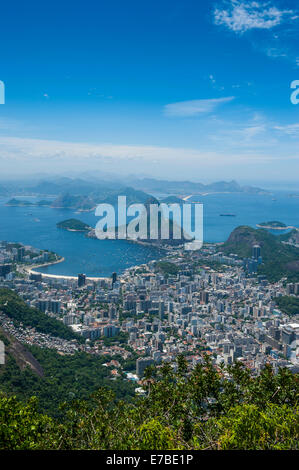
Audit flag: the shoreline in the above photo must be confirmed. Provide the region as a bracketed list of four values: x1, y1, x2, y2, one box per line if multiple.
[24, 257, 109, 281]
[256, 224, 297, 230]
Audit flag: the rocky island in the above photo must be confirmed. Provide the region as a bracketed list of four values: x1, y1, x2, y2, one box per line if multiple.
[256, 221, 293, 230]
[6, 198, 51, 207]
[57, 219, 92, 232]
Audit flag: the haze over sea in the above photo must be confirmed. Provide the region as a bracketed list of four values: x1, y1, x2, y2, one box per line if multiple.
[0, 190, 298, 278]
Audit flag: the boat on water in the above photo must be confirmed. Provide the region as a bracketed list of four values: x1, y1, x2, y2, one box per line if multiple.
[219, 213, 236, 217]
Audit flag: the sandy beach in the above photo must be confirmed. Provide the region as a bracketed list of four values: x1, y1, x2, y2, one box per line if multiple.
[24, 257, 109, 281]
[256, 224, 297, 230]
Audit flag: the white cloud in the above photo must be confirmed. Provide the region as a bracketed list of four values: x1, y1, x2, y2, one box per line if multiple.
[0, 134, 274, 175]
[208, 74, 225, 91]
[274, 123, 299, 136]
[0, 135, 221, 164]
[163, 97, 234, 117]
[264, 47, 287, 58]
[0, 126, 298, 181]
[240, 125, 266, 138]
[214, 1, 296, 33]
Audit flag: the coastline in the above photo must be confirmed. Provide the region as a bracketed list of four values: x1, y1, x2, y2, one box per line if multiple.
[256, 224, 297, 230]
[60, 227, 91, 232]
[86, 229, 176, 251]
[24, 256, 109, 281]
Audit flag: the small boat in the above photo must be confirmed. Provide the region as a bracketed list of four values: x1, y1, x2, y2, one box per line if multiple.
[219, 214, 236, 217]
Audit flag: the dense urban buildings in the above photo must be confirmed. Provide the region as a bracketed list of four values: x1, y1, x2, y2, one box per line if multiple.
[0, 239, 298, 391]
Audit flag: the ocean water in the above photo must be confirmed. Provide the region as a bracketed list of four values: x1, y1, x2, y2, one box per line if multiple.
[0, 190, 298, 277]
[0, 197, 163, 277]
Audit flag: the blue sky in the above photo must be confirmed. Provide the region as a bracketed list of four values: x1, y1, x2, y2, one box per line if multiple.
[0, 0, 299, 183]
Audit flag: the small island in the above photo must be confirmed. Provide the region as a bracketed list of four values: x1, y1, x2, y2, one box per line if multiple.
[57, 218, 92, 232]
[257, 221, 293, 230]
[6, 198, 51, 207]
[6, 198, 33, 207]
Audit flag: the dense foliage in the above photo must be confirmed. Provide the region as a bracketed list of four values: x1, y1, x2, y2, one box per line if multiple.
[275, 296, 299, 316]
[102, 331, 129, 346]
[0, 355, 298, 450]
[0, 345, 135, 418]
[156, 261, 179, 276]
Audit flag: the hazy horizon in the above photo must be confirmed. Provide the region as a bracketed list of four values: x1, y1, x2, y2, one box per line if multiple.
[0, 171, 299, 193]
[1, 1, 299, 182]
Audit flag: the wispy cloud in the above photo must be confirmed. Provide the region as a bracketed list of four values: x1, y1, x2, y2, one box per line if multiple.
[274, 123, 299, 136]
[163, 97, 235, 117]
[0, 134, 277, 174]
[0, 136, 222, 162]
[208, 74, 225, 91]
[87, 88, 113, 99]
[0, 122, 298, 181]
[214, 1, 296, 34]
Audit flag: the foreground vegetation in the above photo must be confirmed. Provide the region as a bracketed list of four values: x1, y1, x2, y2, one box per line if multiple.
[0, 356, 298, 450]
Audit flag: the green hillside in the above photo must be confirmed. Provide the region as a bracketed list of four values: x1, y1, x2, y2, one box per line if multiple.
[220, 226, 299, 282]
[0, 289, 81, 342]
[0, 343, 135, 418]
[278, 229, 299, 245]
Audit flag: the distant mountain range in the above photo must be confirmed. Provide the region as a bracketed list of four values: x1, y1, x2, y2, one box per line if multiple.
[51, 193, 96, 211]
[0, 176, 270, 198]
[1, 176, 272, 214]
[6, 198, 50, 207]
[50, 187, 157, 211]
[125, 178, 270, 195]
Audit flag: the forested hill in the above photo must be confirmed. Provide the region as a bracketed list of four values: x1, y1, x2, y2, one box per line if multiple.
[0, 343, 136, 418]
[0, 292, 135, 418]
[0, 289, 81, 342]
[279, 228, 299, 245]
[0, 327, 44, 377]
[220, 226, 299, 282]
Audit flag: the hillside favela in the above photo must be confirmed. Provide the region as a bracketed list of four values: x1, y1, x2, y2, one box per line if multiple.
[1, 0, 299, 459]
